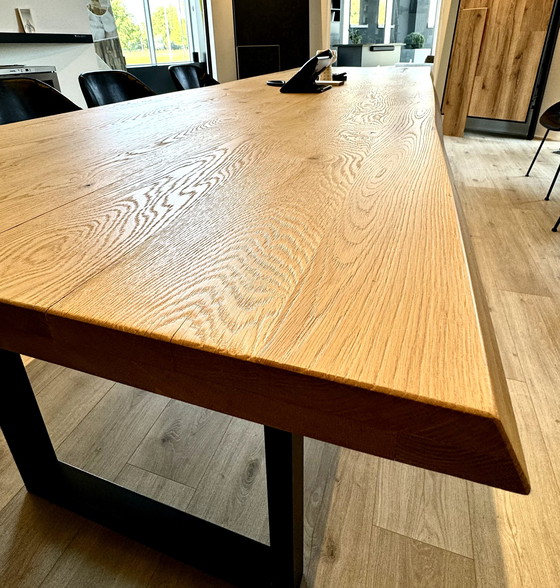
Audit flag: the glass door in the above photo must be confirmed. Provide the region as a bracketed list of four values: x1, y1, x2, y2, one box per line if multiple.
[334, 0, 441, 63]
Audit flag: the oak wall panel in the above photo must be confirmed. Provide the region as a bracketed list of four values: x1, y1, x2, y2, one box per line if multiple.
[443, 8, 488, 136]
[468, 0, 556, 121]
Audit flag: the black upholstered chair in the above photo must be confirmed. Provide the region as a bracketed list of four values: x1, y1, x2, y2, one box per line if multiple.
[168, 63, 219, 91]
[78, 70, 156, 107]
[0, 77, 81, 125]
[526, 101, 560, 201]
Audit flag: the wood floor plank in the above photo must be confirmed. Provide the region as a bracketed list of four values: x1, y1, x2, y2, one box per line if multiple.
[0, 490, 84, 588]
[114, 464, 195, 513]
[446, 133, 560, 588]
[39, 522, 160, 588]
[365, 526, 476, 588]
[145, 556, 235, 588]
[373, 459, 472, 558]
[57, 384, 168, 481]
[35, 367, 116, 449]
[499, 291, 560, 482]
[0, 436, 23, 512]
[185, 417, 268, 543]
[508, 206, 560, 293]
[470, 227, 551, 297]
[302, 440, 340, 585]
[313, 449, 379, 586]
[467, 379, 560, 587]
[1, 362, 113, 512]
[480, 286, 525, 383]
[25, 359, 66, 394]
[129, 400, 231, 489]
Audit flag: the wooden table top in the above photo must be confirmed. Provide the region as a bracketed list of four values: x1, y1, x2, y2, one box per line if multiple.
[0, 67, 529, 493]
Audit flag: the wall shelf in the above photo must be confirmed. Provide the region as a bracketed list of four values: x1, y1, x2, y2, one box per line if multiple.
[0, 32, 93, 44]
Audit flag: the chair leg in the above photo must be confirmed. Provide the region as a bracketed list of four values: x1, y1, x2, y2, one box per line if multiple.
[545, 161, 560, 200]
[553, 216, 560, 232]
[526, 129, 549, 177]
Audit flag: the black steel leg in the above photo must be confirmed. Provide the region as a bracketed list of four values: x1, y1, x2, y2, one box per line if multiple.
[0, 349, 61, 494]
[553, 216, 560, 232]
[545, 161, 560, 200]
[264, 426, 304, 588]
[526, 129, 549, 176]
[1, 348, 306, 587]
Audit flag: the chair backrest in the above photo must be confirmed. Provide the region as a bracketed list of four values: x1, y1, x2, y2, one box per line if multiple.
[79, 70, 156, 107]
[0, 77, 81, 125]
[540, 101, 560, 131]
[168, 64, 220, 91]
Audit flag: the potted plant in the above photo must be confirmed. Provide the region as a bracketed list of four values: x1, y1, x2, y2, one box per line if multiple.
[404, 32, 425, 49]
[349, 28, 362, 44]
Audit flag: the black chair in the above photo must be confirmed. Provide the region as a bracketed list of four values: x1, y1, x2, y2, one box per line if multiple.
[78, 70, 156, 107]
[168, 64, 219, 91]
[0, 77, 81, 125]
[526, 101, 560, 200]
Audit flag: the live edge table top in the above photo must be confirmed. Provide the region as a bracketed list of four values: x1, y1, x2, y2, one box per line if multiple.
[0, 67, 529, 494]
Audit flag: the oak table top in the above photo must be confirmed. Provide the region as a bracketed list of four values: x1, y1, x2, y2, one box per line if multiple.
[0, 67, 529, 494]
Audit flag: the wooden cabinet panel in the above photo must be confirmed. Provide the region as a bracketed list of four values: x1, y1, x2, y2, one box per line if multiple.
[468, 0, 556, 122]
[232, 0, 309, 76]
[443, 8, 488, 136]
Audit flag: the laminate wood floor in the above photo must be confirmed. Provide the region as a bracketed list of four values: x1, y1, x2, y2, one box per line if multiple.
[2, 133, 560, 586]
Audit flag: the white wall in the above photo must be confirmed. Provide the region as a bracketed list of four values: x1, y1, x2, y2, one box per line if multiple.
[309, 0, 330, 55]
[206, 0, 237, 82]
[0, 1, 108, 107]
[0, 0, 91, 34]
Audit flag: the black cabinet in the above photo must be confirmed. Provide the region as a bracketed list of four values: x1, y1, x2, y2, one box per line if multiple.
[232, 0, 309, 78]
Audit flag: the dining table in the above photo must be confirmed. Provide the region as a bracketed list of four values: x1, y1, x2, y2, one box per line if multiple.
[0, 66, 530, 587]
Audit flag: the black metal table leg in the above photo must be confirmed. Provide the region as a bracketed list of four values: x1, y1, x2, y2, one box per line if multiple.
[0, 349, 306, 587]
[552, 216, 560, 232]
[0, 349, 61, 494]
[264, 426, 304, 588]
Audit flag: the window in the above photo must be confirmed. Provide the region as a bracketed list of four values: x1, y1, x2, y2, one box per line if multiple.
[347, 0, 441, 49]
[112, 0, 194, 66]
[377, 0, 386, 29]
[350, 0, 366, 26]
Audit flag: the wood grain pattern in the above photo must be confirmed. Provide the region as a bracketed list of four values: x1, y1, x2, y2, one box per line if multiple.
[186, 417, 269, 543]
[365, 525, 476, 588]
[129, 400, 232, 488]
[313, 449, 379, 586]
[442, 8, 487, 136]
[39, 522, 161, 588]
[468, 379, 560, 587]
[2, 133, 559, 588]
[0, 491, 85, 587]
[373, 460, 472, 557]
[445, 133, 560, 588]
[114, 464, 195, 512]
[0, 68, 528, 493]
[314, 449, 476, 587]
[468, 0, 556, 122]
[0, 437, 22, 512]
[56, 383, 168, 480]
[461, 0, 489, 8]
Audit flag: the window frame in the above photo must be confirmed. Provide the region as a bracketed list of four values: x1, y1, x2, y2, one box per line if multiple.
[117, 0, 198, 68]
